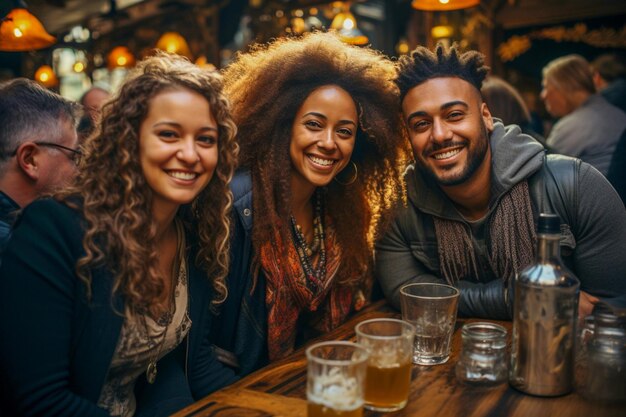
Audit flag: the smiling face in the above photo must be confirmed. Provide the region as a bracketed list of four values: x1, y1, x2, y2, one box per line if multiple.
[402, 77, 494, 187]
[139, 88, 219, 219]
[289, 85, 357, 193]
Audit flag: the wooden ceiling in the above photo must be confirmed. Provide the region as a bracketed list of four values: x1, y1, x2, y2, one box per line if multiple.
[17, 0, 626, 37]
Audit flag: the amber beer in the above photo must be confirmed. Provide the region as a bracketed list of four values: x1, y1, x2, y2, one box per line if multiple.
[307, 400, 363, 417]
[355, 318, 415, 412]
[363, 361, 412, 409]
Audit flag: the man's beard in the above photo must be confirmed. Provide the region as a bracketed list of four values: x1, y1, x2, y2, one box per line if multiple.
[417, 120, 490, 187]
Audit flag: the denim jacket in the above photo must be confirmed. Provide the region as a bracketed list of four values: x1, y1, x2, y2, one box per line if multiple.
[210, 170, 269, 375]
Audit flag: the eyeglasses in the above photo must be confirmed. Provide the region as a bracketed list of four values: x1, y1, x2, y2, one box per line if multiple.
[8, 141, 82, 166]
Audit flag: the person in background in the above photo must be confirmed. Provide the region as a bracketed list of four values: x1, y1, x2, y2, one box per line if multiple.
[0, 53, 239, 416]
[541, 54, 626, 176]
[481, 76, 547, 149]
[211, 32, 408, 375]
[0, 78, 80, 258]
[591, 53, 626, 113]
[77, 85, 111, 140]
[376, 43, 626, 322]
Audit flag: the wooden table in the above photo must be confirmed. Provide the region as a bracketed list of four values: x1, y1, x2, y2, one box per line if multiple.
[173, 300, 626, 417]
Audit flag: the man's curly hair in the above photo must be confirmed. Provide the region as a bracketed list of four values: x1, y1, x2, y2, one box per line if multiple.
[223, 32, 409, 288]
[396, 42, 490, 101]
[57, 52, 238, 318]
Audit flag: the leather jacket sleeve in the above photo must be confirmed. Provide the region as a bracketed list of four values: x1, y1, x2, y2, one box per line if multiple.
[375, 206, 513, 321]
[457, 279, 511, 320]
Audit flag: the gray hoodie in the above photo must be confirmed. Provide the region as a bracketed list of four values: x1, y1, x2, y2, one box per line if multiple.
[376, 122, 626, 319]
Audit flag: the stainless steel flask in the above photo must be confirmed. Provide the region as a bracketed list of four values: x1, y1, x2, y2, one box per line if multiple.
[509, 213, 580, 396]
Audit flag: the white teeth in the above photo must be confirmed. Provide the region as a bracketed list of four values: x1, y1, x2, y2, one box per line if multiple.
[433, 149, 461, 160]
[169, 171, 196, 180]
[308, 155, 335, 166]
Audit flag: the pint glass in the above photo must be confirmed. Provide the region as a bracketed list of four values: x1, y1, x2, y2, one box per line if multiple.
[306, 341, 369, 417]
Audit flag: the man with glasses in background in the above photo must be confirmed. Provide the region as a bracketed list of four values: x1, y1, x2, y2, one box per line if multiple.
[0, 78, 81, 258]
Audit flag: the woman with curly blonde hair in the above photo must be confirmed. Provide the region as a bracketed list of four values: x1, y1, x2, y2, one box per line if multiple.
[0, 52, 239, 416]
[210, 32, 409, 375]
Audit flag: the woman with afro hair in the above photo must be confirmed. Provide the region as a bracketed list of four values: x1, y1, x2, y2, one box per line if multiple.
[210, 32, 410, 375]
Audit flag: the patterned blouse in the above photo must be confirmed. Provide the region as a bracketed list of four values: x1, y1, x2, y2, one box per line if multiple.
[98, 221, 191, 416]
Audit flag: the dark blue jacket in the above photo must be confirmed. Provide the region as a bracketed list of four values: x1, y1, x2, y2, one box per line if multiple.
[0, 199, 237, 416]
[210, 171, 269, 375]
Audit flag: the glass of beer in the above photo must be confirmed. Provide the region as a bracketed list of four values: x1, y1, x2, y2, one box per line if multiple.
[355, 318, 414, 412]
[400, 283, 460, 365]
[306, 341, 369, 417]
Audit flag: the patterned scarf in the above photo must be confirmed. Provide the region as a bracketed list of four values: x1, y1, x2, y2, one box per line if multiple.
[260, 216, 360, 361]
[433, 180, 536, 285]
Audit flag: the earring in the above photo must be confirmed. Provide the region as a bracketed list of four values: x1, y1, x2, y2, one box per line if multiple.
[334, 161, 358, 186]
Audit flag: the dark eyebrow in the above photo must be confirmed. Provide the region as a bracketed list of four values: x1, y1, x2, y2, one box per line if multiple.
[153, 121, 217, 132]
[153, 121, 181, 128]
[406, 100, 469, 124]
[303, 112, 327, 120]
[441, 100, 468, 111]
[337, 120, 357, 127]
[303, 112, 357, 127]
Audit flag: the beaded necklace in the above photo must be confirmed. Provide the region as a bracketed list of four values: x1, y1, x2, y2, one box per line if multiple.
[144, 218, 185, 384]
[290, 189, 326, 290]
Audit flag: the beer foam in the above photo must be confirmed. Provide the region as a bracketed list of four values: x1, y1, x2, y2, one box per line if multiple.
[309, 368, 361, 410]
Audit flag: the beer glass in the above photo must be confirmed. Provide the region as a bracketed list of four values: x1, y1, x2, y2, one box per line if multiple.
[400, 283, 460, 365]
[306, 341, 369, 417]
[355, 318, 414, 412]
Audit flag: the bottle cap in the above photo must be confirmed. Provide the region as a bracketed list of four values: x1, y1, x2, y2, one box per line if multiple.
[537, 213, 560, 234]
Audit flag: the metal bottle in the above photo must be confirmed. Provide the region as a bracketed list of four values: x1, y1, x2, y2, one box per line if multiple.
[509, 213, 580, 396]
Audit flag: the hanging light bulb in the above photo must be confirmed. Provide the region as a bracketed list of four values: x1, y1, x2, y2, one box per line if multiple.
[0, 5, 56, 52]
[411, 0, 480, 11]
[431, 25, 454, 38]
[330, 6, 368, 46]
[107, 46, 136, 69]
[34, 65, 58, 88]
[156, 32, 192, 59]
[395, 38, 410, 55]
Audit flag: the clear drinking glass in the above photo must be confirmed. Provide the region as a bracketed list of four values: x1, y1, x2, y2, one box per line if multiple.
[576, 308, 626, 403]
[355, 318, 414, 412]
[455, 322, 508, 386]
[306, 341, 369, 417]
[400, 283, 460, 365]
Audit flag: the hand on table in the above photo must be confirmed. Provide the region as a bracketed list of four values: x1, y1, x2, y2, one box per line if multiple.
[579, 291, 599, 318]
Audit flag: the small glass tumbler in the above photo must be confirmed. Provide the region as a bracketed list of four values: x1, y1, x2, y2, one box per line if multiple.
[455, 322, 508, 386]
[576, 308, 626, 403]
[355, 318, 415, 412]
[400, 283, 460, 365]
[306, 341, 369, 417]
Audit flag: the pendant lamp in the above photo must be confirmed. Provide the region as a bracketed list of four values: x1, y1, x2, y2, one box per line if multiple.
[0, 2, 56, 51]
[330, 7, 368, 46]
[156, 32, 192, 59]
[107, 46, 136, 69]
[411, 0, 480, 12]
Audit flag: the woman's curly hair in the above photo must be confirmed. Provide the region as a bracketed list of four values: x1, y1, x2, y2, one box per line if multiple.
[396, 42, 490, 102]
[223, 32, 409, 287]
[57, 52, 238, 317]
